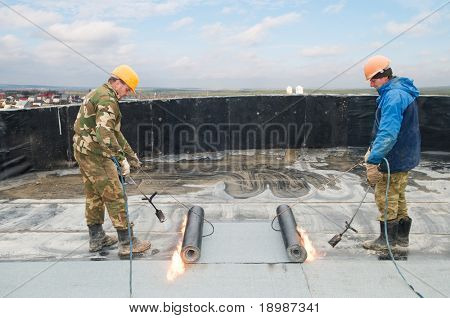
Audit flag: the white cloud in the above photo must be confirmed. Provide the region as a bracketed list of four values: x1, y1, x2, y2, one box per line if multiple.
[369, 41, 384, 49]
[146, 0, 189, 15]
[438, 56, 449, 64]
[396, 56, 450, 87]
[1, 1, 448, 89]
[385, 11, 442, 37]
[21, 0, 191, 20]
[0, 4, 63, 29]
[323, 1, 346, 14]
[386, 20, 428, 36]
[300, 45, 344, 57]
[0, 35, 27, 61]
[46, 21, 130, 50]
[392, 0, 439, 11]
[222, 7, 233, 14]
[1, 34, 21, 48]
[201, 22, 227, 38]
[232, 12, 301, 45]
[202, 12, 302, 46]
[418, 49, 433, 57]
[371, 12, 387, 20]
[26, 21, 134, 71]
[117, 44, 137, 56]
[33, 41, 77, 64]
[31, 39, 140, 75]
[221, 6, 246, 15]
[169, 56, 196, 69]
[169, 17, 194, 30]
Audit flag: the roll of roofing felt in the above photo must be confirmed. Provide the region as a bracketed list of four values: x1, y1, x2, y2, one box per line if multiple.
[181, 206, 205, 263]
[276, 204, 307, 263]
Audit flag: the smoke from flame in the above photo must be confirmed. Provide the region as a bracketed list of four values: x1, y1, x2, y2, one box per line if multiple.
[166, 216, 188, 281]
[297, 226, 323, 262]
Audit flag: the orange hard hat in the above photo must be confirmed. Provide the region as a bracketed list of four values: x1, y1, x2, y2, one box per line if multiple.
[111, 64, 139, 93]
[364, 55, 391, 80]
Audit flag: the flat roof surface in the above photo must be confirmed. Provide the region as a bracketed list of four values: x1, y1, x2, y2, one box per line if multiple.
[0, 148, 449, 297]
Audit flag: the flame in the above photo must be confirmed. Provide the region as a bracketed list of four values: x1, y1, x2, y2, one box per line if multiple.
[166, 216, 187, 281]
[297, 226, 323, 262]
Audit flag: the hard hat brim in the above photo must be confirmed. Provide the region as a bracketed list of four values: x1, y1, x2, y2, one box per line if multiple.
[366, 68, 387, 81]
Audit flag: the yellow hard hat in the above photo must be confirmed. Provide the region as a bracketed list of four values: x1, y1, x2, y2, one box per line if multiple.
[111, 64, 139, 93]
[364, 55, 391, 80]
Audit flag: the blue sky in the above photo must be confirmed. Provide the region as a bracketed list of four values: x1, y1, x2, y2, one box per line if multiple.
[1, 0, 449, 89]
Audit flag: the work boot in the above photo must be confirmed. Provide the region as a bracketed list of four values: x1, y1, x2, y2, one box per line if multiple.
[117, 226, 151, 257]
[362, 220, 398, 251]
[397, 217, 412, 248]
[88, 224, 118, 253]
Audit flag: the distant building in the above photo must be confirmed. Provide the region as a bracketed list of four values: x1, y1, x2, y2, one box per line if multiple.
[71, 95, 82, 103]
[6, 96, 15, 104]
[52, 95, 61, 104]
[15, 100, 32, 109]
[286, 86, 293, 95]
[0, 89, 87, 109]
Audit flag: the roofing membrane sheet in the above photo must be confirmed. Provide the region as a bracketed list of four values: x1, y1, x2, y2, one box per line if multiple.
[0, 149, 448, 297]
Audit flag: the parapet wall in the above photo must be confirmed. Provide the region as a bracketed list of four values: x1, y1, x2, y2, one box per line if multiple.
[1, 95, 449, 180]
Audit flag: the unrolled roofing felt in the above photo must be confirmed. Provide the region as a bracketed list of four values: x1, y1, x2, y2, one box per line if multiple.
[0, 149, 449, 297]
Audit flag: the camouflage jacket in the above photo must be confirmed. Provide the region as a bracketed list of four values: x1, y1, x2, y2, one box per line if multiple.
[73, 83, 138, 163]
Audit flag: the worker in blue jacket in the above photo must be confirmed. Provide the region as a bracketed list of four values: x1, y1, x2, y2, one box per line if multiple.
[362, 55, 421, 251]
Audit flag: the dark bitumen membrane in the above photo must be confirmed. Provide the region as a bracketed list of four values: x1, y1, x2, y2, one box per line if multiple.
[0, 148, 449, 297]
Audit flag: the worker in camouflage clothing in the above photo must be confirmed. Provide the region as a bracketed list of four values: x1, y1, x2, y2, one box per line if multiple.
[73, 64, 151, 257]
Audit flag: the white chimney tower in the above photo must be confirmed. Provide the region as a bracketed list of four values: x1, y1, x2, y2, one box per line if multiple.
[286, 86, 293, 95]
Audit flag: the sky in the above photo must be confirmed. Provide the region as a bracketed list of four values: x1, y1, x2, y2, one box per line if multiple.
[0, 0, 449, 89]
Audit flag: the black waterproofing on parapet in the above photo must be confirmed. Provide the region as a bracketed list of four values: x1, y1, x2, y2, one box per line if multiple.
[276, 204, 308, 263]
[1, 95, 449, 180]
[0, 106, 77, 180]
[181, 206, 205, 263]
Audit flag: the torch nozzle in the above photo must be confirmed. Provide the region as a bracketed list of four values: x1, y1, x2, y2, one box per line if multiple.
[141, 192, 166, 223]
[155, 209, 166, 223]
[328, 234, 342, 248]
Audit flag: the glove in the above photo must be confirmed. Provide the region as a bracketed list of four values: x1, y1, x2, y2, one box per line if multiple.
[366, 163, 382, 187]
[129, 154, 142, 169]
[364, 148, 371, 163]
[120, 158, 130, 176]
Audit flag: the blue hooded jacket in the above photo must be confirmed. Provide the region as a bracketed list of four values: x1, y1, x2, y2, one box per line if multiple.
[367, 77, 421, 173]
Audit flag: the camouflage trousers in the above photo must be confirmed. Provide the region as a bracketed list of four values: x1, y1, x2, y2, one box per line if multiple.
[74, 150, 128, 230]
[374, 171, 409, 221]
